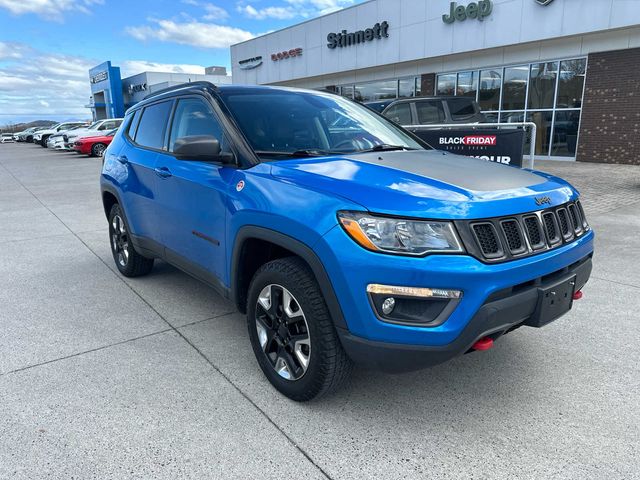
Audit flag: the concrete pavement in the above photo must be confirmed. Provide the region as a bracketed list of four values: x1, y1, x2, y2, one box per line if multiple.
[0, 143, 638, 479]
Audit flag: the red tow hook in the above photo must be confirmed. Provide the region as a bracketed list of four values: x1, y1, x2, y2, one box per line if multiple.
[573, 290, 583, 301]
[472, 337, 494, 351]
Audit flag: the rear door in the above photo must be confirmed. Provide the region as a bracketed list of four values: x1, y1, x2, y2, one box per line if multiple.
[153, 96, 233, 285]
[118, 100, 173, 244]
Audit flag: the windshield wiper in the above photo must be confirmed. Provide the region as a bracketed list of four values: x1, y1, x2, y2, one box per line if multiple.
[357, 144, 416, 153]
[255, 149, 338, 158]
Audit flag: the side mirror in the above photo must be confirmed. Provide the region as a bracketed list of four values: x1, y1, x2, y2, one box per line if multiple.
[173, 135, 235, 164]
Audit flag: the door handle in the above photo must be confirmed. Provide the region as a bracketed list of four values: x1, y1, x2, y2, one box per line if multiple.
[116, 155, 128, 165]
[154, 166, 173, 178]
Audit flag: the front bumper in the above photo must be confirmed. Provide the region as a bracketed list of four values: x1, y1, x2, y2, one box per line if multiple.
[316, 225, 594, 370]
[338, 255, 592, 372]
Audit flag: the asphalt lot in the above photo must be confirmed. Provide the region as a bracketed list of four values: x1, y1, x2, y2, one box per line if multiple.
[0, 143, 639, 479]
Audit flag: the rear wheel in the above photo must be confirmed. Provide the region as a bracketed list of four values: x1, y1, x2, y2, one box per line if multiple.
[247, 257, 352, 401]
[91, 143, 106, 157]
[108, 204, 154, 277]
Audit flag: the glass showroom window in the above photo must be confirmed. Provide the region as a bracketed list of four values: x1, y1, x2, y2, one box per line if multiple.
[355, 80, 397, 102]
[478, 69, 502, 111]
[557, 59, 586, 108]
[436, 57, 586, 158]
[399, 78, 416, 99]
[529, 62, 558, 109]
[337, 76, 421, 103]
[437, 74, 456, 96]
[502, 66, 528, 111]
[457, 71, 477, 98]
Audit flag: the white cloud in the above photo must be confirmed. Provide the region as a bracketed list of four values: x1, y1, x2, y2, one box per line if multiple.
[203, 3, 229, 20]
[236, 0, 355, 20]
[180, 0, 229, 21]
[238, 4, 297, 20]
[120, 60, 207, 77]
[0, 42, 24, 61]
[0, 0, 103, 21]
[126, 19, 254, 48]
[0, 42, 94, 119]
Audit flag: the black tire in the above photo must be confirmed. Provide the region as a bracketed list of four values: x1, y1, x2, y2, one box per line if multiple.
[91, 143, 106, 157]
[247, 257, 352, 401]
[108, 204, 154, 277]
[40, 135, 49, 147]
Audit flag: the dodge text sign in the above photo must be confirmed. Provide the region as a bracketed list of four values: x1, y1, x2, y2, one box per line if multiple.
[408, 128, 526, 167]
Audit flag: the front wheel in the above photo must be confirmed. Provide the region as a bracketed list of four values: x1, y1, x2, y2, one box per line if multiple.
[247, 257, 352, 401]
[108, 204, 154, 277]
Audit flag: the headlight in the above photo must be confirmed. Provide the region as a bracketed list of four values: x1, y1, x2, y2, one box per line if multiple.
[338, 211, 464, 256]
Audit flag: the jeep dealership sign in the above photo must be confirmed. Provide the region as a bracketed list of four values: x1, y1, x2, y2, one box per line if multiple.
[407, 128, 526, 167]
[443, 1, 493, 24]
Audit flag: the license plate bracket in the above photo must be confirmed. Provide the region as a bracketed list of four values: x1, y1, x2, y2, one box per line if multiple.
[527, 275, 577, 328]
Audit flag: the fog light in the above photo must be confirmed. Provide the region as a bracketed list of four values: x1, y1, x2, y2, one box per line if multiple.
[381, 297, 396, 315]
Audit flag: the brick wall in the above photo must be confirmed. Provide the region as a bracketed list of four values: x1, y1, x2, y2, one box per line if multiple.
[577, 48, 640, 165]
[420, 73, 436, 97]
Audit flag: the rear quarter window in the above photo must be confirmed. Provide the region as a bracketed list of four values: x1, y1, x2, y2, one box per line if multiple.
[446, 98, 479, 120]
[126, 110, 142, 140]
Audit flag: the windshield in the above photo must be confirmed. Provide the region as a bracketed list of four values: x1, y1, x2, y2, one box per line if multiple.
[219, 89, 424, 158]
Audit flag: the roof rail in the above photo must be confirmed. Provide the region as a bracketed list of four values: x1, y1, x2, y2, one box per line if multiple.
[143, 81, 218, 101]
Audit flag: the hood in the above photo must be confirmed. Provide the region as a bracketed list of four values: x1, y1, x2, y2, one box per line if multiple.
[270, 150, 577, 219]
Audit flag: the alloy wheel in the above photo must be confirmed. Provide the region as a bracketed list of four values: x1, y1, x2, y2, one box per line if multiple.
[255, 284, 311, 381]
[93, 143, 106, 156]
[110, 214, 130, 267]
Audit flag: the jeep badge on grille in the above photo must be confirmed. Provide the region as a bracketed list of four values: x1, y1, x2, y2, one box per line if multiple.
[535, 196, 552, 206]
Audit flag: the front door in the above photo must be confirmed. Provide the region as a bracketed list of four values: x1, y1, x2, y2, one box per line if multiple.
[153, 96, 233, 285]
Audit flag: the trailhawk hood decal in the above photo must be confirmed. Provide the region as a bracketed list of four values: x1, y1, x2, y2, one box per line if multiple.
[270, 150, 577, 219]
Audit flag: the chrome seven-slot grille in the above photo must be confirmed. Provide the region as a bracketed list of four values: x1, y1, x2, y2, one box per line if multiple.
[455, 201, 589, 263]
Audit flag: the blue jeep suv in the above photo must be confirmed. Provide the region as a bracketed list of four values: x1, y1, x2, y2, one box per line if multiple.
[101, 82, 594, 401]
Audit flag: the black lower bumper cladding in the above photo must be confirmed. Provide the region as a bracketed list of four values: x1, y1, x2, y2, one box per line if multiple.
[338, 254, 593, 373]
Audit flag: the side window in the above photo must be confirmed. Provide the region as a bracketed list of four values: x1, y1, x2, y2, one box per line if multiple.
[384, 103, 412, 125]
[416, 101, 445, 124]
[168, 98, 225, 153]
[127, 110, 142, 139]
[114, 119, 123, 127]
[135, 100, 173, 150]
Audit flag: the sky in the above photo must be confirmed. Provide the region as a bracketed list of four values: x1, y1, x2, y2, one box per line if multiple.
[0, 0, 366, 125]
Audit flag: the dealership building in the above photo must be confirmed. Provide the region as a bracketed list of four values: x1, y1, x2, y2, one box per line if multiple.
[231, 0, 640, 164]
[87, 61, 232, 121]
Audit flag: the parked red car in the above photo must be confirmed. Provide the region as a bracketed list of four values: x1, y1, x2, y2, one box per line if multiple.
[73, 130, 116, 157]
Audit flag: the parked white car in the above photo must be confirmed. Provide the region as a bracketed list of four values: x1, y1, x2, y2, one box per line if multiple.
[47, 125, 88, 150]
[64, 118, 123, 149]
[33, 122, 87, 147]
[1, 133, 15, 143]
